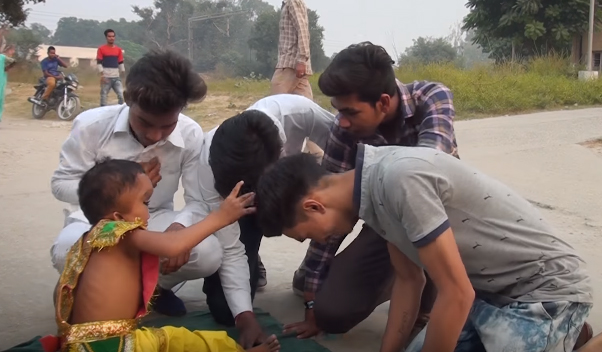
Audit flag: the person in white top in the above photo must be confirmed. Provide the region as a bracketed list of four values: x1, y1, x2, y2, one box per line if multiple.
[197, 93, 335, 322]
[49, 50, 266, 348]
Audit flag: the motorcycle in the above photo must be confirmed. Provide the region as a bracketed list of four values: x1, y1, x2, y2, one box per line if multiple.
[27, 72, 81, 121]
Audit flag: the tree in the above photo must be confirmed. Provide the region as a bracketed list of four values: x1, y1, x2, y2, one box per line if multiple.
[30, 22, 51, 43]
[463, 0, 602, 60]
[1, 0, 45, 27]
[6, 25, 44, 59]
[133, 0, 194, 51]
[398, 37, 457, 66]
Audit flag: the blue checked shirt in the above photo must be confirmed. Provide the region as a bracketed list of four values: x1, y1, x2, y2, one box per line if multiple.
[303, 79, 460, 293]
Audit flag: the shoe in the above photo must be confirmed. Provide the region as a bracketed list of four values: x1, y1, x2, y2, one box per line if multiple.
[152, 286, 187, 317]
[257, 257, 267, 289]
[573, 322, 593, 350]
[292, 268, 305, 297]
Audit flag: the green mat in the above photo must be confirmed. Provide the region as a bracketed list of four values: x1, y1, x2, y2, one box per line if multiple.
[3, 309, 331, 352]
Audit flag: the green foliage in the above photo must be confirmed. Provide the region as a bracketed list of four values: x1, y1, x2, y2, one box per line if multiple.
[6, 25, 43, 59]
[396, 54, 602, 116]
[119, 40, 147, 70]
[53, 17, 143, 48]
[399, 37, 457, 66]
[463, 0, 601, 60]
[0, 0, 44, 27]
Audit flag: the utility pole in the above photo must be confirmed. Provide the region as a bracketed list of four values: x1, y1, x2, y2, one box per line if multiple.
[187, 10, 249, 62]
[587, 0, 596, 71]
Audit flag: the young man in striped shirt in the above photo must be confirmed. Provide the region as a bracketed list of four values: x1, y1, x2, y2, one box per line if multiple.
[97, 29, 125, 107]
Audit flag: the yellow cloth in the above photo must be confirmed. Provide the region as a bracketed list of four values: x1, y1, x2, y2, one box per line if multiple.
[135, 326, 244, 352]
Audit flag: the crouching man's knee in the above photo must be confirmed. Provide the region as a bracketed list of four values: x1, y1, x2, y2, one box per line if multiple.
[314, 298, 361, 334]
[185, 234, 223, 278]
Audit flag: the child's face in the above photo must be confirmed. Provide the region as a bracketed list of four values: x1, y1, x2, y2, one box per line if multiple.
[115, 173, 153, 224]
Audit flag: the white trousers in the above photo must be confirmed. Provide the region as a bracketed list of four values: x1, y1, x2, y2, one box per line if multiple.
[50, 209, 223, 289]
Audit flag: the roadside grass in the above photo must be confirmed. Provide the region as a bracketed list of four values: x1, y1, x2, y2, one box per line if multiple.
[5, 54, 602, 128]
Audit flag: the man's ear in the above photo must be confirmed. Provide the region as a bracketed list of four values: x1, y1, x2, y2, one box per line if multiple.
[378, 94, 392, 114]
[302, 199, 326, 214]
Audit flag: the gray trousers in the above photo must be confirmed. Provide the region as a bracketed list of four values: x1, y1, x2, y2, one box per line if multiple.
[100, 77, 124, 106]
[310, 224, 436, 334]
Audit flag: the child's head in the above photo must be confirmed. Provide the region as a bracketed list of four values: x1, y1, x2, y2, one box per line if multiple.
[78, 158, 153, 225]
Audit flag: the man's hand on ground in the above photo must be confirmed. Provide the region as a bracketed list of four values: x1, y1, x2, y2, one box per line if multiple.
[160, 223, 189, 274]
[283, 308, 321, 339]
[139, 157, 162, 187]
[295, 62, 306, 78]
[236, 312, 267, 348]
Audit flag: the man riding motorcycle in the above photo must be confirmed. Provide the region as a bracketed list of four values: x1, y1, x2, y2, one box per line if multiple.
[40, 46, 68, 104]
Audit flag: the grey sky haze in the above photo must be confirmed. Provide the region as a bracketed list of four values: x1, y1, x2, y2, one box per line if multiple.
[26, 0, 469, 58]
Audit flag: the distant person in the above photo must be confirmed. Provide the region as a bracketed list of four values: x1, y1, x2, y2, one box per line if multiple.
[97, 29, 125, 106]
[272, 0, 312, 100]
[40, 46, 68, 104]
[255, 147, 593, 352]
[203, 94, 334, 295]
[0, 44, 16, 124]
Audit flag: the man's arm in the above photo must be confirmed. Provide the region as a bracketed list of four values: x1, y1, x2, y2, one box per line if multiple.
[172, 125, 204, 228]
[384, 158, 473, 352]
[197, 146, 253, 317]
[57, 56, 68, 69]
[413, 81, 459, 157]
[50, 117, 96, 205]
[41, 60, 53, 78]
[302, 122, 357, 296]
[277, 97, 335, 155]
[117, 48, 125, 73]
[288, 0, 311, 69]
[96, 47, 104, 74]
[380, 243, 426, 352]
[417, 228, 474, 352]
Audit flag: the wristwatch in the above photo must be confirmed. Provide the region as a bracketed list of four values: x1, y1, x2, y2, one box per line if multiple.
[304, 300, 315, 310]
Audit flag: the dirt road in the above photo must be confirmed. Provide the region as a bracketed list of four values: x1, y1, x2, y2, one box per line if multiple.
[0, 109, 601, 351]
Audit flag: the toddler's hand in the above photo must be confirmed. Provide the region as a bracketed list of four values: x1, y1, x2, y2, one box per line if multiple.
[217, 181, 256, 225]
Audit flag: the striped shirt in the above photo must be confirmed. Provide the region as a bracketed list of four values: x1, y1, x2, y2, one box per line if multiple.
[96, 45, 125, 78]
[276, 0, 312, 75]
[303, 79, 459, 293]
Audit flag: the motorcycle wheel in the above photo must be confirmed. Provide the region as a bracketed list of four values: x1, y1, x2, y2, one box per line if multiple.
[31, 102, 47, 120]
[57, 96, 81, 121]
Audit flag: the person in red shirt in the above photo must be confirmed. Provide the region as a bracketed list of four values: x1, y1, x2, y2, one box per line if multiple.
[97, 29, 125, 106]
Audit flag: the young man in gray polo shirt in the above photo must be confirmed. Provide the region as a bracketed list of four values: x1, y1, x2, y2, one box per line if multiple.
[254, 145, 593, 352]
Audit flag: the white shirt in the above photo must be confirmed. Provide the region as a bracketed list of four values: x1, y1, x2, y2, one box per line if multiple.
[196, 94, 335, 316]
[246, 94, 335, 155]
[51, 105, 204, 228]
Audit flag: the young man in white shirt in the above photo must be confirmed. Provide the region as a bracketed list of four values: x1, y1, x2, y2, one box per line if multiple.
[254, 147, 593, 352]
[49, 50, 266, 348]
[198, 93, 334, 324]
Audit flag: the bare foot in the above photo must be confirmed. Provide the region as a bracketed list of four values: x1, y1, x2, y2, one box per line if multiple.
[246, 334, 280, 352]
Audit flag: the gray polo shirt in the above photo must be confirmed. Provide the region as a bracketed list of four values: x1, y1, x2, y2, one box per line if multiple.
[355, 144, 592, 305]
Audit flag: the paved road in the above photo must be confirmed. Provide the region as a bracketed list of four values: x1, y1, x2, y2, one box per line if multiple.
[0, 108, 601, 351]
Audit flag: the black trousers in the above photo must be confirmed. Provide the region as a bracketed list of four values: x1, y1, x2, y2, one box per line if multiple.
[203, 213, 263, 326]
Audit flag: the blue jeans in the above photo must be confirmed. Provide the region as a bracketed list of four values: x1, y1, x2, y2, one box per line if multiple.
[100, 77, 124, 106]
[407, 299, 592, 352]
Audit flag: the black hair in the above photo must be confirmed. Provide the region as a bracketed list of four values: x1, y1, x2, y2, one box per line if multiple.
[78, 158, 145, 225]
[124, 49, 207, 114]
[318, 41, 397, 105]
[104, 29, 115, 37]
[47, 46, 55, 53]
[255, 153, 328, 237]
[209, 110, 283, 198]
